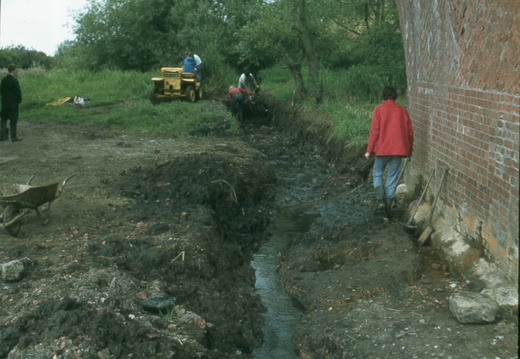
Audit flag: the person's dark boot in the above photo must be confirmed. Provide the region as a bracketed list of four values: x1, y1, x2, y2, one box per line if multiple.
[385, 197, 394, 219]
[375, 186, 386, 214]
[10, 125, 22, 142]
[0, 122, 7, 141]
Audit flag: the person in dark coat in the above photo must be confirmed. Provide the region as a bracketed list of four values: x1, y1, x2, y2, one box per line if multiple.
[1, 64, 23, 142]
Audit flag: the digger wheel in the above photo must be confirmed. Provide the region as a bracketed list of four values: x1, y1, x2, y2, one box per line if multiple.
[185, 85, 196, 103]
[150, 87, 160, 105]
[3, 204, 22, 236]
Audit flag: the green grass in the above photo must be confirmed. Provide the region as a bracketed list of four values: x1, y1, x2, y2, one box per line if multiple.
[15, 66, 377, 145]
[259, 66, 375, 147]
[159, 307, 177, 323]
[321, 101, 373, 147]
[17, 67, 236, 136]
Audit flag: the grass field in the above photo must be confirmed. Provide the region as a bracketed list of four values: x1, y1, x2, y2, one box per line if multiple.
[16, 66, 375, 146]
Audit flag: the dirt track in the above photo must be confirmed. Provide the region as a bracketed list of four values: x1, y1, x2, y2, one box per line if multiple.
[0, 100, 517, 358]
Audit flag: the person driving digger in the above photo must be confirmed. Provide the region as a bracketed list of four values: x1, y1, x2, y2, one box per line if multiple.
[182, 53, 196, 73]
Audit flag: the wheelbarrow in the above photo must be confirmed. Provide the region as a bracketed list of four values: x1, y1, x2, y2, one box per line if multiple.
[0, 174, 75, 236]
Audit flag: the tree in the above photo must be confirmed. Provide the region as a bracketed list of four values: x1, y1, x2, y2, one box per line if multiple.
[71, 0, 177, 71]
[240, 0, 404, 103]
[237, 1, 306, 100]
[297, 0, 322, 103]
[239, 0, 331, 103]
[0, 45, 52, 69]
[69, 0, 261, 72]
[60, 0, 405, 101]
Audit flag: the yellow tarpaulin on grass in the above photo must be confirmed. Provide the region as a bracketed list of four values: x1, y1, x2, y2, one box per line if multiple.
[46, 97, 71, 106]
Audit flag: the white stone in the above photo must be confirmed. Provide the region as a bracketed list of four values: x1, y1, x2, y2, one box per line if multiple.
[450, 234, 470, 256]
[481, 286, 519, 307]
[1, 260, 24, 282]
[449, 291, 498, 324]
[473, 258, 508, 288]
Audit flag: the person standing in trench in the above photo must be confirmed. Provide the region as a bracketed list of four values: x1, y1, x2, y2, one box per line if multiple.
[365, 85, 413, 217]
[1, 64, 23, 142]
[228, 86, 251, 121]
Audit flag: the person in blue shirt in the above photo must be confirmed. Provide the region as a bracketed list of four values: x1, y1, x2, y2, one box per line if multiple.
[182, 53, 196, 73]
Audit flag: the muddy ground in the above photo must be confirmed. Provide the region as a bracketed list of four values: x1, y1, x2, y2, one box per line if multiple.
[0, 97, 517, 359]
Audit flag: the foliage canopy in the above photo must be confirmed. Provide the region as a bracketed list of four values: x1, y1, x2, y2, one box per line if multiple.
[2, 0, 406, 102]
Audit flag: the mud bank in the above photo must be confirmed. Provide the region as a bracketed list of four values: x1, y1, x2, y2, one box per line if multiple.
[0, 128, 276, 358]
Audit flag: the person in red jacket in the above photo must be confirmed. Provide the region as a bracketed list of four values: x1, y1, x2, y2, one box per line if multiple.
[228, 86, 251, 121]
[365, 86, 414, 216]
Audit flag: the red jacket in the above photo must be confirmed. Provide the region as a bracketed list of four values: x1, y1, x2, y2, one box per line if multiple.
[366, 100, 414, 157]
[228, 87, 250, 101]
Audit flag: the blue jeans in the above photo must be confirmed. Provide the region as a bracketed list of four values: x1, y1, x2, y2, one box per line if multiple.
[196, 63, 203, 81]
[230, 93, 244, 119]
[373, 156, 402, 200]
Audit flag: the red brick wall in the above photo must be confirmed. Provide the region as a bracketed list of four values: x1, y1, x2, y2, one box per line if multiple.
[395, 0, 519, 280]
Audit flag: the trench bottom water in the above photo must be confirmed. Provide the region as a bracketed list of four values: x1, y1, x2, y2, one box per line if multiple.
[251, 206, 318, 358]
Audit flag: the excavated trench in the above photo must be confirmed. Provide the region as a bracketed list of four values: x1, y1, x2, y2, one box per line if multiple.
[236, 101, 381, 357]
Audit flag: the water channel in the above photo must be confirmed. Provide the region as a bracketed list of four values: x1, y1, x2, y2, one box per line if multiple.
[250, 151, 340, 358]
[252, 206, 319, 358]
[248, 134, 375, 356]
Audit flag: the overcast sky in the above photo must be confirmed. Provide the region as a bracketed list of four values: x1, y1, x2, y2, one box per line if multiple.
[1, 0, 89, 56]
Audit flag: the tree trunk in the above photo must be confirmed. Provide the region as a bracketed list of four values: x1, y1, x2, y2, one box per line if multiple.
[373, 0, 386, 22]
[364, 0, 370, 30]
[298, 0, 322, 104]
[282, 48, 305, 103]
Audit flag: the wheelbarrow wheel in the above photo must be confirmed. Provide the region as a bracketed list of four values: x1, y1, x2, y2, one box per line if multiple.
[3, 204, 22, 236]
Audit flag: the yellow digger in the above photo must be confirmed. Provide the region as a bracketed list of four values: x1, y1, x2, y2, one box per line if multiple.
[150, 67, 202, 104]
